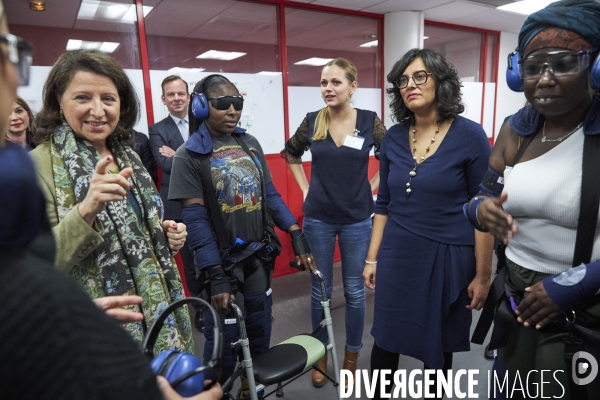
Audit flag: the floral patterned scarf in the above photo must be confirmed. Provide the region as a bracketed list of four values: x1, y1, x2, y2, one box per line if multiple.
[50, 122, 192, 354]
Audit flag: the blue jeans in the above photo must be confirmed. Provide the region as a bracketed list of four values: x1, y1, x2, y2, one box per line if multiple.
[303, 216, 371, 353]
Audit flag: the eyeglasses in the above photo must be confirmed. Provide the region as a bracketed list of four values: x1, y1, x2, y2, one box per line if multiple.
[0, 33, 32, 86]
[208, 96, 244, 111]
[519, 49, 595, 80]
[394, 70, 432, 89]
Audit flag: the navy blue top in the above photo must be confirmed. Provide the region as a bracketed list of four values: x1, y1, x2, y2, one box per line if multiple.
[0, 144, 49, 249]
[301, 109, 379, 224]
[375, 116, 491, 245]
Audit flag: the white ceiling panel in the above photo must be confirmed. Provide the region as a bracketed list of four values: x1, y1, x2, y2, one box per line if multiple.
[6, 0, 81, 29]
[144, 0, 234, 37]
[285, 8, 344, 28]
[424, 1, 492, 21]
[364, 0, 455, 13]
[309, 0, 389, 10]
[447, 9, 526, 33]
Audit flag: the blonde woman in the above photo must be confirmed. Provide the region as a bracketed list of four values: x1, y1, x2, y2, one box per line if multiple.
[282, 58, 386, 388]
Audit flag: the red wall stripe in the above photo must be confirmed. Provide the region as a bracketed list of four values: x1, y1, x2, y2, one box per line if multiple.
[135, 0, 154, 126]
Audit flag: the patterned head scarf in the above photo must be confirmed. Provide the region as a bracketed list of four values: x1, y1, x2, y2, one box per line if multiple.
[518, 0, 600, 57]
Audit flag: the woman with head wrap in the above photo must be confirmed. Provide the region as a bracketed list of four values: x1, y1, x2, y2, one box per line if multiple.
[466, 0, 600, 397]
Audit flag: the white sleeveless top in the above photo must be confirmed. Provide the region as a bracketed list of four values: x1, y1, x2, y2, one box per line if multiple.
[503, 128, 600, 274]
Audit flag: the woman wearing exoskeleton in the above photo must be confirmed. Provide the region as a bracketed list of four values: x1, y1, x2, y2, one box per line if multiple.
[466, 0, 600, 398]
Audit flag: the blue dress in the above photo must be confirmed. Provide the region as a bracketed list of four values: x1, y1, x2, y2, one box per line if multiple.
[371, 116, 491, 369]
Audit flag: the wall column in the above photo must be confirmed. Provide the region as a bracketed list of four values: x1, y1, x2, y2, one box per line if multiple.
[383, 12, 424, 127]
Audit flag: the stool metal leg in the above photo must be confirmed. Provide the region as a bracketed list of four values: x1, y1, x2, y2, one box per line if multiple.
[315, 270, 340, 399]
[231, 303, 259, 400]
[275, 382, 284, 398]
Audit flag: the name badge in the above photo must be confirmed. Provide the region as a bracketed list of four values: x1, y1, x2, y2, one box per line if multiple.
[342, 134, 364, 150]
[224, 318, 237, 325]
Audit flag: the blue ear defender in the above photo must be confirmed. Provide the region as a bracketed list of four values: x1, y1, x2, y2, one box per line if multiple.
[506, 50, 523, 92]
[506, 48, 600, 92]
[590, 51, 600, 90]
[190, 74, 226, 121]
[142, 297, 222, 397]
[191, 92, 209, 120]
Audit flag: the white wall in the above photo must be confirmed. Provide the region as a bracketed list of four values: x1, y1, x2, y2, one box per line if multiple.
[495, 31, 526, 138]
[149, 71, 285, 154]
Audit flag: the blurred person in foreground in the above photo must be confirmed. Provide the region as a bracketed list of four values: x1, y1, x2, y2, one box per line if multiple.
[0, 2, 220, 399]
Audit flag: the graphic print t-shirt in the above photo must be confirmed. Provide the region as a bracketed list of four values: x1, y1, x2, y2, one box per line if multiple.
[169, 132, 272, 244]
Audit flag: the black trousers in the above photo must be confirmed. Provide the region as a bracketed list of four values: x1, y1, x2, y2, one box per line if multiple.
[370, 341, 453, 400]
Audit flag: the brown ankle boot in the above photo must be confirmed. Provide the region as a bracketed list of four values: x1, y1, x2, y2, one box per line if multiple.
[311, 353, 328, 388]
[342, 350, 359, 390]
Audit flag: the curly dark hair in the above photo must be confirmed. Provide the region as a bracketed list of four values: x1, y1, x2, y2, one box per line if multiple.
[33, 49, 139, 147]
[387, 48, 464, 126]
[188, 74, 239, 134]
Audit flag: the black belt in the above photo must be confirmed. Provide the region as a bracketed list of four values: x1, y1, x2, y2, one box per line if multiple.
[471, 265, 517, 350]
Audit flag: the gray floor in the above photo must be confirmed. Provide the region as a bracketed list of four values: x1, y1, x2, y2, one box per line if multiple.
[191, 263, 495, 399]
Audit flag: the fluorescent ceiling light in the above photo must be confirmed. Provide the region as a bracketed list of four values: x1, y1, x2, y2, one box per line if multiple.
[78, 1, 152, 24]
[498, 0, 558, 15]
[66, 40, 83, 51]
[196, 50, 246, 60]
[99, 42, 120, 52]
[66, 39, 120, 53]
[294, 57, 334, 66]
[107, 4, 127, 12]
[257, 71, 282, 75]
[360, 40, 378, 48]
[168, 67, 206, 73]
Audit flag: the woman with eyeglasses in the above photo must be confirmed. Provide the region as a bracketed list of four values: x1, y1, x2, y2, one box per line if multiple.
[169, 74, 315, 390]
[362, 48, 494, 399]
[281, 57, 386, 389]
[466, 0, 600, 397]
[6, 95, 36, 150]
[29, 49, 193, 356]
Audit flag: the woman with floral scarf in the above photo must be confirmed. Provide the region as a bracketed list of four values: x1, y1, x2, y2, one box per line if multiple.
[30, 49, 193, 355]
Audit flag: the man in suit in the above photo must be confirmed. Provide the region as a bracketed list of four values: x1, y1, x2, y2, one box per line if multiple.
[149, 75, 205, 330]
[133, 130, 158, 186]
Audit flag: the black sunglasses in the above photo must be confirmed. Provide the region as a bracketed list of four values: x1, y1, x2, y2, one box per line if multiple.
[208, 95, 244, 111]
[0, 33, 32, 86]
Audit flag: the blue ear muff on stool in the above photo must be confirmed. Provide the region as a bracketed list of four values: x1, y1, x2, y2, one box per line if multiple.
[506, 50, 523, 92]
[142, 297, 222, 397]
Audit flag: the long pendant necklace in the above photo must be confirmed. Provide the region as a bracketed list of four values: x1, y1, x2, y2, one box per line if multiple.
[406, 124, 440, 194]
[541, 121, 583, 143]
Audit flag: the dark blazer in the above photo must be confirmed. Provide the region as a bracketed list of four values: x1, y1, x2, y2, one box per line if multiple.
[133, 130, 158, 186]
[149, 116, 185, 220]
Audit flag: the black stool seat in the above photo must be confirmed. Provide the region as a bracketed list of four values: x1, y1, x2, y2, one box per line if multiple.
[251, 334, 326, 385]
